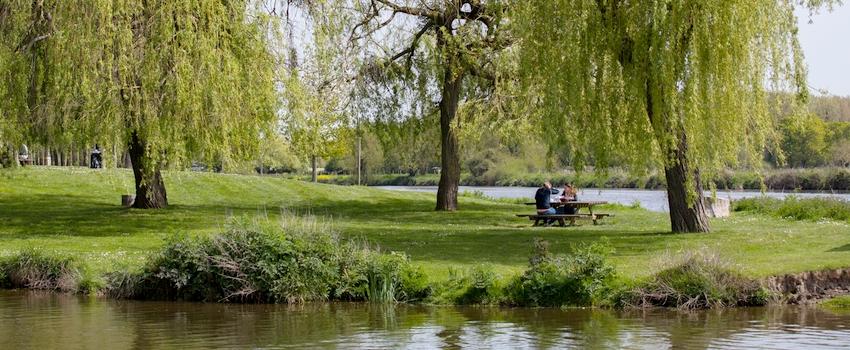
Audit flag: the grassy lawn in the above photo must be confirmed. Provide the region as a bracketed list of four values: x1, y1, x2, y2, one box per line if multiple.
[1, 167, 849, 280]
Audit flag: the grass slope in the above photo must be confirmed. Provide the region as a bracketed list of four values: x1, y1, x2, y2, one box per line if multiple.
[1, 167, 849, 279]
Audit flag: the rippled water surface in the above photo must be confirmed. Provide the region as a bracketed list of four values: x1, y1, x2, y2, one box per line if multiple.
[376, 186, 850, 212]
[2, 291, 850, 349]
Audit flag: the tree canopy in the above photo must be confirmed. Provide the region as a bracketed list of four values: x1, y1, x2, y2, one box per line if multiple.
[1, 0, 277, 207]
[512, 0, 837, 231]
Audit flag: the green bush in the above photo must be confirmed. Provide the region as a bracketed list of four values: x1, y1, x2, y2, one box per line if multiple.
[127, 217, 431, 304]
[504, 239, 616, 307]
[102, 268, 143, 299]
[340, 250, 430, 303]
[619, 251, 768, 309]
[432, 265, 504, 305]
[734, 196, 850, 222]
[0, 249, 93, 293]
[139, 228, 339, 302]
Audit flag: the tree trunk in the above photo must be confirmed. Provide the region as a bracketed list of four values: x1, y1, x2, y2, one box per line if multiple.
[128, 131, 168, 209]
[1, 145, 17, 168]
[311, 155, 318, 183]
[435, 63, 463, 211]
[356, 136, 362, 186]
[664, 132, 710, 233]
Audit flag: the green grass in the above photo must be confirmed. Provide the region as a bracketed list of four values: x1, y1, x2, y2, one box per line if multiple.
[821, 295, 850, 312]
[2, 167, 850, 280]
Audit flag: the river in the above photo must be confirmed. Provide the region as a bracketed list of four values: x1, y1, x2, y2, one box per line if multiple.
[375, 186, 850, 212]
[2, 291, 849, 349]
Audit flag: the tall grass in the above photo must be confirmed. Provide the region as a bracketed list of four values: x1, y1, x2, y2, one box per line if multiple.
[734, 196, 850, 221]
[821, 296, 850, 312]
[618, 251, 768, 309]
[504, 239, 617, 307]
[432, 265, 504, 305]
[0, 249, 95, 293]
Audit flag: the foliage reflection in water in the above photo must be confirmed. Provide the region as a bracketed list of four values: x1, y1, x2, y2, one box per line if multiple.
[2, 291, 850, 349]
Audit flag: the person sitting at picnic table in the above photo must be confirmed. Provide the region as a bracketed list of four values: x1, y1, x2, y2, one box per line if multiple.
[558, 183, 578, 214]
[534, 181, 560, 225]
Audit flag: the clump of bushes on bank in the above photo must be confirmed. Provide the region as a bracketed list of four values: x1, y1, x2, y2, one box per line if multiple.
[504, 239, 617, 307]
[616, 251, 769, 309]
[1, 233, 782, 310]
[0, 249, 96, 293]
[116, 218, 429, 303]
[734, 196, 850, 221]
[431, 265, 504, 305]
[430, 239, 617, 307]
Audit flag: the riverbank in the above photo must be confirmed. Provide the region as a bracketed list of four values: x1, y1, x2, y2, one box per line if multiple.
[308, 167, 850, 191]
[2, 167, 850, 307]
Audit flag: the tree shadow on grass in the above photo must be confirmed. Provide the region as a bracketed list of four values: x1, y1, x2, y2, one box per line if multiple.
[0, 194, 229, 237]
[0, 190, 672, 268]
[828, 244, 850, 252]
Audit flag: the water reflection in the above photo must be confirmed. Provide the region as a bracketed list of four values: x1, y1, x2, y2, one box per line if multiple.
[377, 186, 850, 212]
[2, 291, 849, 349]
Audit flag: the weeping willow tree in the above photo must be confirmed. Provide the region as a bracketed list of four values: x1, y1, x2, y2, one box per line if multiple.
[513, 0, 838, 232]
[0, 0, 277, 208]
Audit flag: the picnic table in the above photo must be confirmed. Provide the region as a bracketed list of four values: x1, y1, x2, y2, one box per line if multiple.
[517, 200, 611, 226]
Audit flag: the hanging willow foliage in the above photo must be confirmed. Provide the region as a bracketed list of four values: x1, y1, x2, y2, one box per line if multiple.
[512, 0, 838, 232]
[514, 0, 835, 174]
[1, 0, 277, 207]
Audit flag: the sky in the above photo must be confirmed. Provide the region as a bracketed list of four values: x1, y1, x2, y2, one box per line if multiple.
[797, 4, 850, 96]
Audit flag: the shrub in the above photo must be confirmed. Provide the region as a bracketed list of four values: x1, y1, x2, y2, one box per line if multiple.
[131, 216, 432, 304]
[0, 249, 91, 293]
[619, 251, 768, 309]
[364, 252, 430, 302]
[828, 169, 850, 190]
[734, 196, 850, 222]
[139, 226, 342, 303]
[504, 239, 616, 307]
[334, 247, 430, 303]
[432, 265, 503, 305]
[102, 267, 144, 299]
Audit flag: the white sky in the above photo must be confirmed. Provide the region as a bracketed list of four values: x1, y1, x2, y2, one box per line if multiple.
[797, 4, 850, 96]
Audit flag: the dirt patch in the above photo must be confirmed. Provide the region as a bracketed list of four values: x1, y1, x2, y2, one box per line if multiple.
[765, 269, 850, 304]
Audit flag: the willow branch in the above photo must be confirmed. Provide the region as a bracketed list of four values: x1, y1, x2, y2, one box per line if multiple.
[389, 21, 433, 68]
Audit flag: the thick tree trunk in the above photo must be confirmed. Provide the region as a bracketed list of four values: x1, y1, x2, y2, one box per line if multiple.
[664, 132, 710, 233]
[1, 145, 17, 168]
[311, 155, 318, 183]
[128, 131, 168, 209]
[435, 66, 463, 211]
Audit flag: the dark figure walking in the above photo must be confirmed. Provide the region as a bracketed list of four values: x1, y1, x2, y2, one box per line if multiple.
[90, 144, 103, 169]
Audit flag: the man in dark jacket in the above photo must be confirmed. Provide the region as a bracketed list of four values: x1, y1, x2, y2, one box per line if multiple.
[534, 181, 559, 225]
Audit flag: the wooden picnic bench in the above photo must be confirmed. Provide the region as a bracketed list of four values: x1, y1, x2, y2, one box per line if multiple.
[519, 200, 612, 226]
[516, 213, 612, 226]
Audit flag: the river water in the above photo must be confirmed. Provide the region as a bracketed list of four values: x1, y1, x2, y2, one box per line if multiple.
[2, 291, 849, 349]
[376, 186, 850, 212]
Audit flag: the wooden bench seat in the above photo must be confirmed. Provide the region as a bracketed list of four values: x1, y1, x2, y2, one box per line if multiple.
[516, 213, 611, 226]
